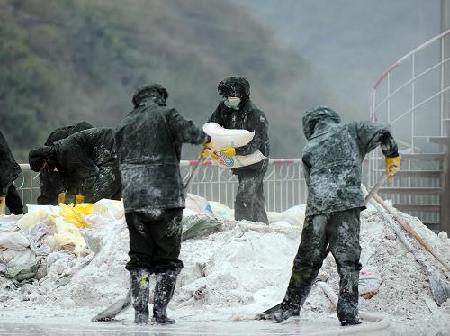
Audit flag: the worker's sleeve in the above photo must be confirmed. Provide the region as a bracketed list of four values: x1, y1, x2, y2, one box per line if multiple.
[53, 130, 93, 171]
[235, 113, 269, 156]
[167, 108, 207, 145]
[0, 132, 20, 191]
[0, 134, 11, 190]
[302, 159, 311, 187]
[354, 122, 399, 157]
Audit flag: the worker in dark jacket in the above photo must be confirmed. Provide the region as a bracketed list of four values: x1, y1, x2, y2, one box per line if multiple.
[209, 76, 269, 224]
[259, 106, 400, 325]
[29, 127, 120, 204]
[115, 84, 208, 325]
[38, 122, 94, 205]
[0, 131, 23, 215]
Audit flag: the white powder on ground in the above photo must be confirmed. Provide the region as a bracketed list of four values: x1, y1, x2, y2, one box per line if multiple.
[0, 202, 449, 335]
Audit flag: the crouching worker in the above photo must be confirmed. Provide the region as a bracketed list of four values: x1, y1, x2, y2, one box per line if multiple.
[258, 106, 400, 325]
[115, 84, 208, 324]
[0, 131, 23, 215]
[37, 122, 94, 205]
[29, 127, 121, 204]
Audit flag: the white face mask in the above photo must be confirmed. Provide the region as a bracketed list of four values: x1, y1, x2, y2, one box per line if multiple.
[224, 96, 241, 110]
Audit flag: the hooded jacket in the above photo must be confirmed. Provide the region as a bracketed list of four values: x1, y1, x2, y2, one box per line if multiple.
[209, 77, 269, 174]
[45, 122, 94, 146]
[52, 127, 120, 198]
[301, 106, 398, 216]
[37, 122, 94, 205]
[0, 131, 21, 194]
[115, 85, 206, 212]
[30, 128, 120, 202]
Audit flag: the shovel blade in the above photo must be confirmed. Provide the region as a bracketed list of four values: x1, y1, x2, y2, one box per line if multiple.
[92, 291, 131, 322]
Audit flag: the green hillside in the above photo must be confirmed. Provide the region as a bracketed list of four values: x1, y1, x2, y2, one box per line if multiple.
[0, 0, 352, 160]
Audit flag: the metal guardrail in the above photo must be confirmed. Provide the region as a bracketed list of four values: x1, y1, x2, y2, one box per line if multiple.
[368, 30, 450, 229]
[15, 160, 307, 213]
[369, 28, 450, 153]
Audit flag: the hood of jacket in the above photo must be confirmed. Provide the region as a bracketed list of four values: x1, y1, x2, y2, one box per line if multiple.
[302, 106, 341, 140]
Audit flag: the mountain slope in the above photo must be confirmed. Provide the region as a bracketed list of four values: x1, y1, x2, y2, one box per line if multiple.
[0, 0, 352, 160]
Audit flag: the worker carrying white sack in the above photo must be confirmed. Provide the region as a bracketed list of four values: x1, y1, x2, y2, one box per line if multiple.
[204, 76, 269, 225]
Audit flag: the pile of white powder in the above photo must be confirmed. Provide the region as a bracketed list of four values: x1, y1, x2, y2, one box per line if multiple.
[0, 200, 449, 335]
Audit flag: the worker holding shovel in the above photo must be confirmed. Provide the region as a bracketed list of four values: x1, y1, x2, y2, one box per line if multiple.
[258, 106, 400, 326]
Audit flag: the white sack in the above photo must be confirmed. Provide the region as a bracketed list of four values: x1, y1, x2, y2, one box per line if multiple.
[202, 123, 266, 169]
[0, 231, 30, 250]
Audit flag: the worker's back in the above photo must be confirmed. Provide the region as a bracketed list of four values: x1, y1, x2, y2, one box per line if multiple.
[301, 106, 395, 216]
[115, 101, 186, 212]
[115, 102, 179, 166]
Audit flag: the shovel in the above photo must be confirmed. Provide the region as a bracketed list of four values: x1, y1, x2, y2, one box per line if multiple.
[91, 289, 132, 322]
[365, 173, 390, 205]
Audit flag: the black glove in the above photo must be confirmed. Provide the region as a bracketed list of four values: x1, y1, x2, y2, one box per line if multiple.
[29, 146, 56, 172]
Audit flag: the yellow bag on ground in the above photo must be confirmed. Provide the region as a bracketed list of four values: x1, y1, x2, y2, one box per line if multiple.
[58, 203, 94, 229]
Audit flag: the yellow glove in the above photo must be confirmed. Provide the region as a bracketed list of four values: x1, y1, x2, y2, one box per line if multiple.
[201, 142, 213, 158]
[0, 196, 5, 216]
[201, 142, 220, 160]
[58, 192, 66, 205]
[385, 155, 401, 177]
[211, 152, 219, 160]
[219, 147, 236, 157]
[75, 194, 85, 205]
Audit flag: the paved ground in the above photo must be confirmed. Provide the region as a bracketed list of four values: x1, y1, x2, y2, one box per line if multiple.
[0, 318, 392, 336]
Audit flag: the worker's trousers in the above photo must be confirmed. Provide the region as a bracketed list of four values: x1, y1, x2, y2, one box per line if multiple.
[282, 208, 362, 322]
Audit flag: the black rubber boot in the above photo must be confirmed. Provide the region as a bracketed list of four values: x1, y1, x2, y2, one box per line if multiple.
[152, 270, 177, 324]
[341, 319, 362, 326]
[273, 301, 301, 323]
[255, 303, 281, 320]
[130, 268, 149, 324]
[337, 292, 361, 327]
[256, 286, 304, 323]
[255, 303, 300, 322]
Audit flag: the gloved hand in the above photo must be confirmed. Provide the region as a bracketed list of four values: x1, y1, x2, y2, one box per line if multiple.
[75, 194, 85, 205]
[385, 155, 401, 177]
[201, 142, 213, 159]
[201, 142, 220, 160]
[0, 196, 5, 216]
[58, 192, 66, 205]
[218, 147, 236, 157]
[29, 146, 56, 172]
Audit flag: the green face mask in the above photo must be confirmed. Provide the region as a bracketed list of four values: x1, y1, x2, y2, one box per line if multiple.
[224, 97, 241, 110]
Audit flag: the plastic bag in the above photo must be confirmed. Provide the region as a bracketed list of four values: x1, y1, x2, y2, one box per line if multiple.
[4, 249, 37, 278]
[27, 222, 52, 256]
[185, 194, 213, 215]
[92, 199, 124, 220]
[58, 203, 95, 229]
[203, 123, 255, 148]
[17, 209, 49, 231]
[209, 202, 234, 220]
[48, 218, 87, 256]
[359, 268, 382, 299]
[0, 231, 30, 250]
[202, 123, 266, 169]
[214, 150, 266, 169]
[0, 249, 20, 264]
[0, 215, 22, 232]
